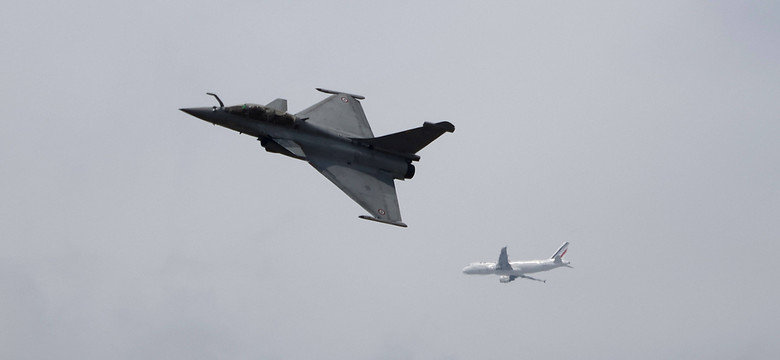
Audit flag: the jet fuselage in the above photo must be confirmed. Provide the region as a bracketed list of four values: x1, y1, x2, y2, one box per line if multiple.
[179, 89, 455, 227]
[181, 105, 414, 180]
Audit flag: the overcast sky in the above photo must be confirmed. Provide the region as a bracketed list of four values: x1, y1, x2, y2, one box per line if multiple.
[2, 1, 779, 359]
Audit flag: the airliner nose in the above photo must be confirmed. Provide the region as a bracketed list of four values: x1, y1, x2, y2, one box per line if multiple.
[462, 266, 473, 274]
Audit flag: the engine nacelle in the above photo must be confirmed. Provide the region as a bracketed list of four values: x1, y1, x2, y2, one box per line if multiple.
[404, 163, 415, 179]
[499, 275, 512, 283]
[336, 141, 417, 180]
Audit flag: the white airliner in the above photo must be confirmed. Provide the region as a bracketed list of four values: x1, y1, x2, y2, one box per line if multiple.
[462, 242, 572, 283]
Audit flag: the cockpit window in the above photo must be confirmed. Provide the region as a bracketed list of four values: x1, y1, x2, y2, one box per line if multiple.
[224, 104, 296, 126]
[225, 103, 263, 114]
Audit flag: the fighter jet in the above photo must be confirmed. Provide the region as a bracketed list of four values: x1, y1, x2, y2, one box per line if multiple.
[180, 88, 454, 227]
[462, 243, 572, 283]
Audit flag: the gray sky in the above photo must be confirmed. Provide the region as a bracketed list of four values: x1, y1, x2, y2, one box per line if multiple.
[2, 1, 779, 359]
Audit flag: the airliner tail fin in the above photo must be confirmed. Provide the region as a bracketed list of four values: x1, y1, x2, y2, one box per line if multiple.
[551, 242, 570, 262]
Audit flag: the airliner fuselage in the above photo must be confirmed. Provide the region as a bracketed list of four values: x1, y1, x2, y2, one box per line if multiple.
[462, 259, 566, 276]
[462, 243, 571, 283]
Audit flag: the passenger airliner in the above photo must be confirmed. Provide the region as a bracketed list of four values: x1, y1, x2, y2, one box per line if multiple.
[462, 242, 572, 283]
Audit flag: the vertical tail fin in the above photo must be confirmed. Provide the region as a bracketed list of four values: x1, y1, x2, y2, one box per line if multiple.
[356, 121, 455, 155]
[551, 242, 569, 262]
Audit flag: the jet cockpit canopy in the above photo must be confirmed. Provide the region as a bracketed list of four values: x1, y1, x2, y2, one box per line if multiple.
[224, 103, 297, 127]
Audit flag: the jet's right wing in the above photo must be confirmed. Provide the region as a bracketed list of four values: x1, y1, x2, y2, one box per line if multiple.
[306, 154, 406, 227]
[497, 247, 512, 270]
[295, 89, 374, 138]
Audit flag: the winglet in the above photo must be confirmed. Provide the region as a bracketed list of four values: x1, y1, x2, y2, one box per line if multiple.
[358, 215, 407, 228]
[316, 88, 365, 100]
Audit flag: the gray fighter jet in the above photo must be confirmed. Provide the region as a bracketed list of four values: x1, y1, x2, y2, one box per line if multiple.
[180, 88, 454, 227]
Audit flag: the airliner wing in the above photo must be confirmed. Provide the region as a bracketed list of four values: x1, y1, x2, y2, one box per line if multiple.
[497, 247, 512, 270]
[306, 155, 406, 227]
[518, 274, 546, 283]
[295, 89, 374, 138]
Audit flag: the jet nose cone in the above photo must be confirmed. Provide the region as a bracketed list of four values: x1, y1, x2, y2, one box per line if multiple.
[462, 266, 472, 274]
[179, 107, 196, 116]
[179, 107, 218, 122]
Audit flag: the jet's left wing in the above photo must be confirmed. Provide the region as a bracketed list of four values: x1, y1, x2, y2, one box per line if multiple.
[306, 155, 406, 227]
[497, 247, 512, 270]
